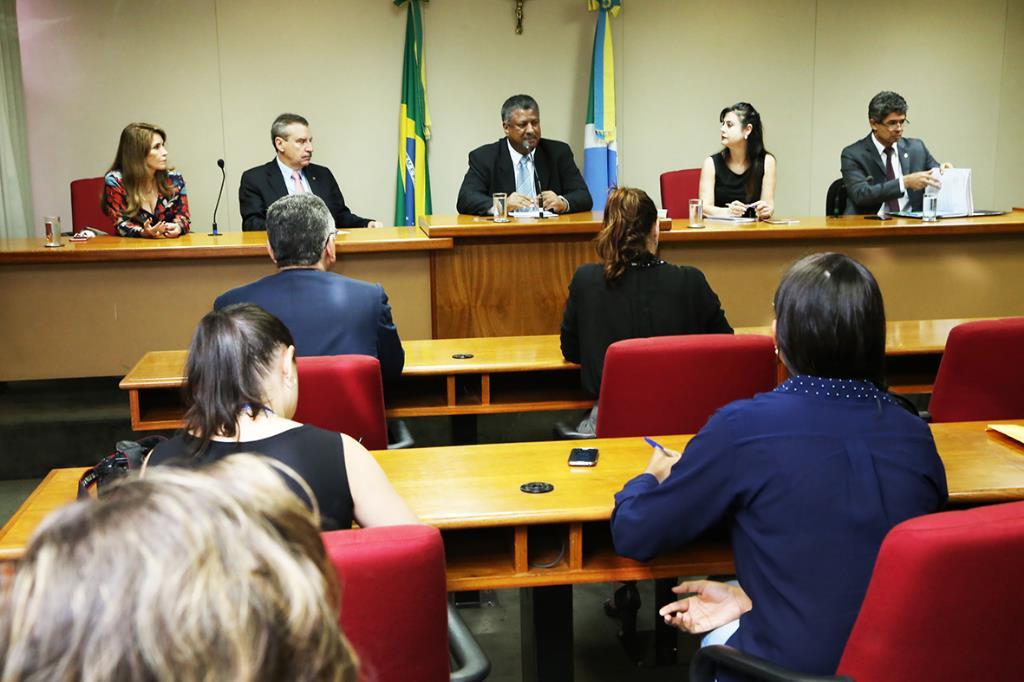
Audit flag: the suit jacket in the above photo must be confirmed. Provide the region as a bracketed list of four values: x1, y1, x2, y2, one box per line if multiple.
[840, 134, 939, 214]
[239, 160, 371, 231]
[214, 269, 404, 381]
[456, 138, 593, 215]
[560, 255, 732, 397]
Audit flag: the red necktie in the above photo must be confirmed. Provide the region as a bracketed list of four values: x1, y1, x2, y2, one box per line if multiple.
[884, 148, 900, 213]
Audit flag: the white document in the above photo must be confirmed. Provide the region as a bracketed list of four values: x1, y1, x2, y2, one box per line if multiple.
[932, 168, 973, 216]
[509, 208, 558, 219]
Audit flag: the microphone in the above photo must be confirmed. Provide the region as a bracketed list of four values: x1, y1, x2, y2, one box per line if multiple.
[210, 158, 226, 236]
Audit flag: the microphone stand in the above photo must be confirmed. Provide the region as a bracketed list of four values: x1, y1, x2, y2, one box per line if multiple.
[210, 158, 226, 236]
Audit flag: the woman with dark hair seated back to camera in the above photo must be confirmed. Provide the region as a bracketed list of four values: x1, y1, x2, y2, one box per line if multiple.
[147, 303, 417, 530]
[611, 253, 948, 679]
[560, 186, 732, 433]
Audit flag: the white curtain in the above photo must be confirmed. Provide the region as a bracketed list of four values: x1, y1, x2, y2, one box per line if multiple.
[0, 0, 34, 237]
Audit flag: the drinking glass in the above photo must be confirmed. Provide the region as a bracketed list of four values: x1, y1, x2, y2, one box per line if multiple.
[493, 193, 510, 223]
[688, 199, 704, 229]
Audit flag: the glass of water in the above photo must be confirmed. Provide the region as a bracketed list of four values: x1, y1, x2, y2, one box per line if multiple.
[493, 193, 509, 223]
[688, 199, 704, 229]
[921, 193, 939, 222]
[44, 216, 64, 247]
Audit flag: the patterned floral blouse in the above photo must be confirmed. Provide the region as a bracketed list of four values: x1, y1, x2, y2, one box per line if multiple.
[103, 170, 191, 238]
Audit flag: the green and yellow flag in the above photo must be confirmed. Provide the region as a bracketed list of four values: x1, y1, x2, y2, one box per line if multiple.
[394, 0, 431, 226]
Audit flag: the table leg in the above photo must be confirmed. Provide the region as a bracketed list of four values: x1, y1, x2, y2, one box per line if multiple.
[654, 577, 678, 665]
[520, 584, 574, 682]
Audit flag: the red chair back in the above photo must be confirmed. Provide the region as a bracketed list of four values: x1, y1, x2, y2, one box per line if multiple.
[595, 334, 777, 437]
[322, 525, 450, 682]
[659, 168, 701, 219]
[70, 177, 116, 235]
[293, 355, 389, 449]
[928, 317, 1024, 422]
[837, 501, 1024, 680]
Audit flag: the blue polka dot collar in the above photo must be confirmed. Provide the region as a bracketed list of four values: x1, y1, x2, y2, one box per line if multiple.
[774, 375, 896, 405]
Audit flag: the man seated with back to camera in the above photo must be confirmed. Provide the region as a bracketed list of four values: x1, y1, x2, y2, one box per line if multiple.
[215, 193, 404, 381]
[456, 94, 593, 215]
[840, 90, 952, 216]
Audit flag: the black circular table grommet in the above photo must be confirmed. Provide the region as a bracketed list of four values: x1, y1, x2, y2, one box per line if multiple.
[451, 353, 475, 359]
[520, 481, 554, 494]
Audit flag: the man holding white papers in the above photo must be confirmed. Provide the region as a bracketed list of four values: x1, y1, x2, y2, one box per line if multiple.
[840, 91, 952, 215]
[456, 94, 592, 215]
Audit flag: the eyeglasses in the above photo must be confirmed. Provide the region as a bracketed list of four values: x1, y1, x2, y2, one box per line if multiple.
[881, 118, 909, 131]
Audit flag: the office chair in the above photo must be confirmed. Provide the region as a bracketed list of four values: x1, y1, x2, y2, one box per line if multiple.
[659, 168, 702, 219]
[322, 524, 490, 682]
[825, 178, 847, 217]
[70, 177, 117, 235]
[690, 500, 1024, 681]
[294, 355, 413, 450]
[928, 317, 1024, 422]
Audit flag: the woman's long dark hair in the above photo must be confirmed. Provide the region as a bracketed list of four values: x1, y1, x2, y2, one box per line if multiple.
[773, 253, 887, 388]
[719, 103, 769, 202]
[182, 304, 295, 454]
[594, 187, 659, 283]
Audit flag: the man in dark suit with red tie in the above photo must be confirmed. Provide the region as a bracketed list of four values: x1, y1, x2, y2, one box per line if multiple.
[239, 113, 382, 231]
[840, 91, 952, 215]
[456, 94, 592, 216]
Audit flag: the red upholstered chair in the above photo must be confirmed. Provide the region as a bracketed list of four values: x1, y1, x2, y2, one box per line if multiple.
[293, 355, 390, 450]
[927, 317, 1024, 422]
[659, 168, 701, 219]
[322, 525, 489, 682]
[690, 500, 1024, 681]
[70, 177, 116, 235]
[595, 334, 778, 438]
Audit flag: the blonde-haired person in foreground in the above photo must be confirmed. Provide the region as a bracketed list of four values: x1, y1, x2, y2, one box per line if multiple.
[0, 454, 356, 682]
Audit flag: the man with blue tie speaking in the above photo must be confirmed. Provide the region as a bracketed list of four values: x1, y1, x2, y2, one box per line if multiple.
[456, 94, 593, 215]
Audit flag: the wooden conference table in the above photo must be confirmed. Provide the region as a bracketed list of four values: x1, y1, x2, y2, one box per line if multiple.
[422, 210, 1024, 338]
[3, 211, 1022, 382]
[2, 420, 1022, 574]
[119, 317, 987, 431]
[2, 421, 1021, 680]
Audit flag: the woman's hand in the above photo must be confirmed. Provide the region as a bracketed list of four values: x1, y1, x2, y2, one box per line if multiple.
[162, 222, 182, 238]
[140, 220, 165, 239]
[727, 200, 747, 216]
[752, 200, 774, 220]
[658, 580, 752, 633]
[643, 445, 681, 484]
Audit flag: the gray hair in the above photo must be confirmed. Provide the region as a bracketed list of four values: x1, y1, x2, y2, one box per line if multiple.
[267, 194, 336, 267]
[868, 91, 907, 123]
[501, 94, 539, 122]
[271, 112, 310, 148]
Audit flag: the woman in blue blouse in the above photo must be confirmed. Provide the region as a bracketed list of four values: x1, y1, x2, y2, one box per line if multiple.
[103, 122, 190, 238]
[611, 253, 947, 677]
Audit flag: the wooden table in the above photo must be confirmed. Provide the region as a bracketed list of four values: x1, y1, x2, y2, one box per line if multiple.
[421, 211, 1024, 338]
[0, 229, 450, 381]
[118, 318, 988, 431]
[3, 421, 1020, 681]
[3, 420, 1022, 573]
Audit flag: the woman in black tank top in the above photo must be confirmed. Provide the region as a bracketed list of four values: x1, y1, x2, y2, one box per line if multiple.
[698, 102, 777, 220]
[146, 303, 417, 531]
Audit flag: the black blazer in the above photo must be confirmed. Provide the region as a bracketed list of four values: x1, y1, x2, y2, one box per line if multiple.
[840, 134, 939, 214]
[560, 255, 732, 397]
[456, 138, 593, 215]
[239, 160, 372, 231]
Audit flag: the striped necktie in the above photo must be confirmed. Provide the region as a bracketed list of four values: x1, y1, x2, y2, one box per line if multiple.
[516, 156, 535, 198]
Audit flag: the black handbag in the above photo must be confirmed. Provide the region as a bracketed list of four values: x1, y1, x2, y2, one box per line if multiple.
[77, 436, 166, 500]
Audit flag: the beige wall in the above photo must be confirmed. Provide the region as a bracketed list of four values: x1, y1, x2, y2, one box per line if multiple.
[17, 0, 1024, 235]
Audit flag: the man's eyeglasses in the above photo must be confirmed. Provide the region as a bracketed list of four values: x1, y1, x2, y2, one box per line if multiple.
[881, 118, 909, 131]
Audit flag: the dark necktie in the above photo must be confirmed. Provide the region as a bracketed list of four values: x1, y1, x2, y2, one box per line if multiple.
[884, 147, 900, 213]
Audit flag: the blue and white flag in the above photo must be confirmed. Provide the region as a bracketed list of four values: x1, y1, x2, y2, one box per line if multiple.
[583, 1, 620, 212]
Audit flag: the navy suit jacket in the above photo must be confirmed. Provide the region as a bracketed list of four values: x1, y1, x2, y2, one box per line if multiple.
[239, 160, 372, 231]
[840, 134, 939, 214]
[214, 269, 404, 381]
[456, 138, 593, 215]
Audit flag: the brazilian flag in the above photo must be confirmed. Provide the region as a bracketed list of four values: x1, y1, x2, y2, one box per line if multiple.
[394, 0, 432, 226]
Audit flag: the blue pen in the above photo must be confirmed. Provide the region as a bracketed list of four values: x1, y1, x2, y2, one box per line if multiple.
[643, 437, 664, 450]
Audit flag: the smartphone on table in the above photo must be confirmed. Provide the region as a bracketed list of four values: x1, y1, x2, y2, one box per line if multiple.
[568, 447, 599, 467]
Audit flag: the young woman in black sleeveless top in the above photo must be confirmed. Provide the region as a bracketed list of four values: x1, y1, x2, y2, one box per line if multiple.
[146, 303, 417, 531]
[698, 102, 777, 220]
